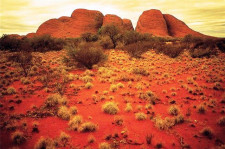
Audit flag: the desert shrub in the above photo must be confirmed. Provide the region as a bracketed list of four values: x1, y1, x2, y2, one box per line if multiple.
[45, 94, 67, 107]
[85, 82, 94, 89]
[114, 116, 123, 125]
[135, 112, 147, 120]
[99, 142, 111, 149]
[98, 36, 114, 49]
[189, 48, 217, 58]
[59, 131, 70, 147]
[124, 41, 152, 58]
[217, 116, 225, 126]
[81, 32, 98, 42]
[168, 105, 180, 116]
[66, 42, 107, 69]
[153, 116, 175, 130]
[70, 106, 78, 115]
[11, 131, 26, 145]
[57, 106, 71, 120]
[102, 101, 119, 115]
[68, 115, 83, 130]
[174, 114, 184, 124]
[200, 127, 213, 138]
[123, 31, 152, 45]
[155, 43, 184, 58]
[7, 87, 16, 95]
[110, 84, 118, 92]
[98, 24, 122, 48]
[132, 68, 149, 76]
[30, 35, 64, 52]
[34, 137, 55, 149]
[0, 34, 22, 52]
[88, 135, 96, 143]
[32, 122, 39, 133]
[216, 38, 225, 53]
[20, 77, 30, 84]
[8, 51, 33, 77]
[146, 134, 153, 145]
[197, 104, 206, 114]
[125, 103, 133, 112]
[79, 122, 98, 132]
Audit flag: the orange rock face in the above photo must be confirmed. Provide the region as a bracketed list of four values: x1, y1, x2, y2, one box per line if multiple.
[25, 33, 36, 38]
[36, 9, 104, 38]
[103, 15, 134, 31]
[122, 19, 134, 31]
[136, 9, 169, 36]
[136, 9, 206, 38]
[103, 14, 123, 27]
[163, 14, 204, 37]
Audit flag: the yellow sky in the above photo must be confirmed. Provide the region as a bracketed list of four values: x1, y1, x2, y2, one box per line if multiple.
[1, 0, 225, 37]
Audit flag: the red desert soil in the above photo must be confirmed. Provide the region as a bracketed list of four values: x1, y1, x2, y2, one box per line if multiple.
[0, 49, 225, 149]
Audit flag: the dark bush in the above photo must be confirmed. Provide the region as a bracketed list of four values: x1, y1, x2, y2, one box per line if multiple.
[0, 34, 22, 52]
[124, 41, 153, 58]
[0, 34, 64, 52]
[216, 38, 225, 53]
[98, 36, 114, 49]
[155, 43, 185, 58]
[123, 31, 151, 45]
[30, 35, 64, 52]
[81, 33, 98, 42]
[66, 42, 107, 69]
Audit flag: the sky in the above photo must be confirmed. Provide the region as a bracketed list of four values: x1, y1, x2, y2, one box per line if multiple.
[0, 0, 225, 37]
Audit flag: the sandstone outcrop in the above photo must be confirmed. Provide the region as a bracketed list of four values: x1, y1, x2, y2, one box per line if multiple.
[136, 9, 169, 36]
[36, 9, 104, 38]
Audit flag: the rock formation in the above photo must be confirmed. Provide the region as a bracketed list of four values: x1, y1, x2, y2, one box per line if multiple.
[135, 9, 169, 36]
[31, 8, 207, 38]
[163, 14, 204, 37]
[36, 9, 104, 38]
[136, 9, 205, 38]
[103, 14, 134, 31]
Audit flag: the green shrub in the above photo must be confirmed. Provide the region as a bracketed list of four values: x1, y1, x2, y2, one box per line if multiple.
[155, 43, 184, 58]
[123, 31, 151, 45]
[66, 42, 107, 69]
[102, 101, 119, 115]
[99, 24, 121, 48]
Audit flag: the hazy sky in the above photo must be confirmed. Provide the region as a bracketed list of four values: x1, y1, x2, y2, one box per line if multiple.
[1, 0, 225, 37]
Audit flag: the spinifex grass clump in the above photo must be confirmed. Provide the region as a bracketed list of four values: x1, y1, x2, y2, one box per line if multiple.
[102, 101, 119, 115]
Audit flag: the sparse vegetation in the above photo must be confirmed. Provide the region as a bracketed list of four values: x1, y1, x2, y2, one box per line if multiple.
[57, 106, 71, 120]
[102, 101, 119, 115]
[168, 105, 180, 116]
[79, 122, 98, 132]
[68, 115, 83, 131]
[34, 137, 55, 149]
[135, 112, 147, 120]
[11, 131, 26, 145]
[99, 142, 111, 149]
